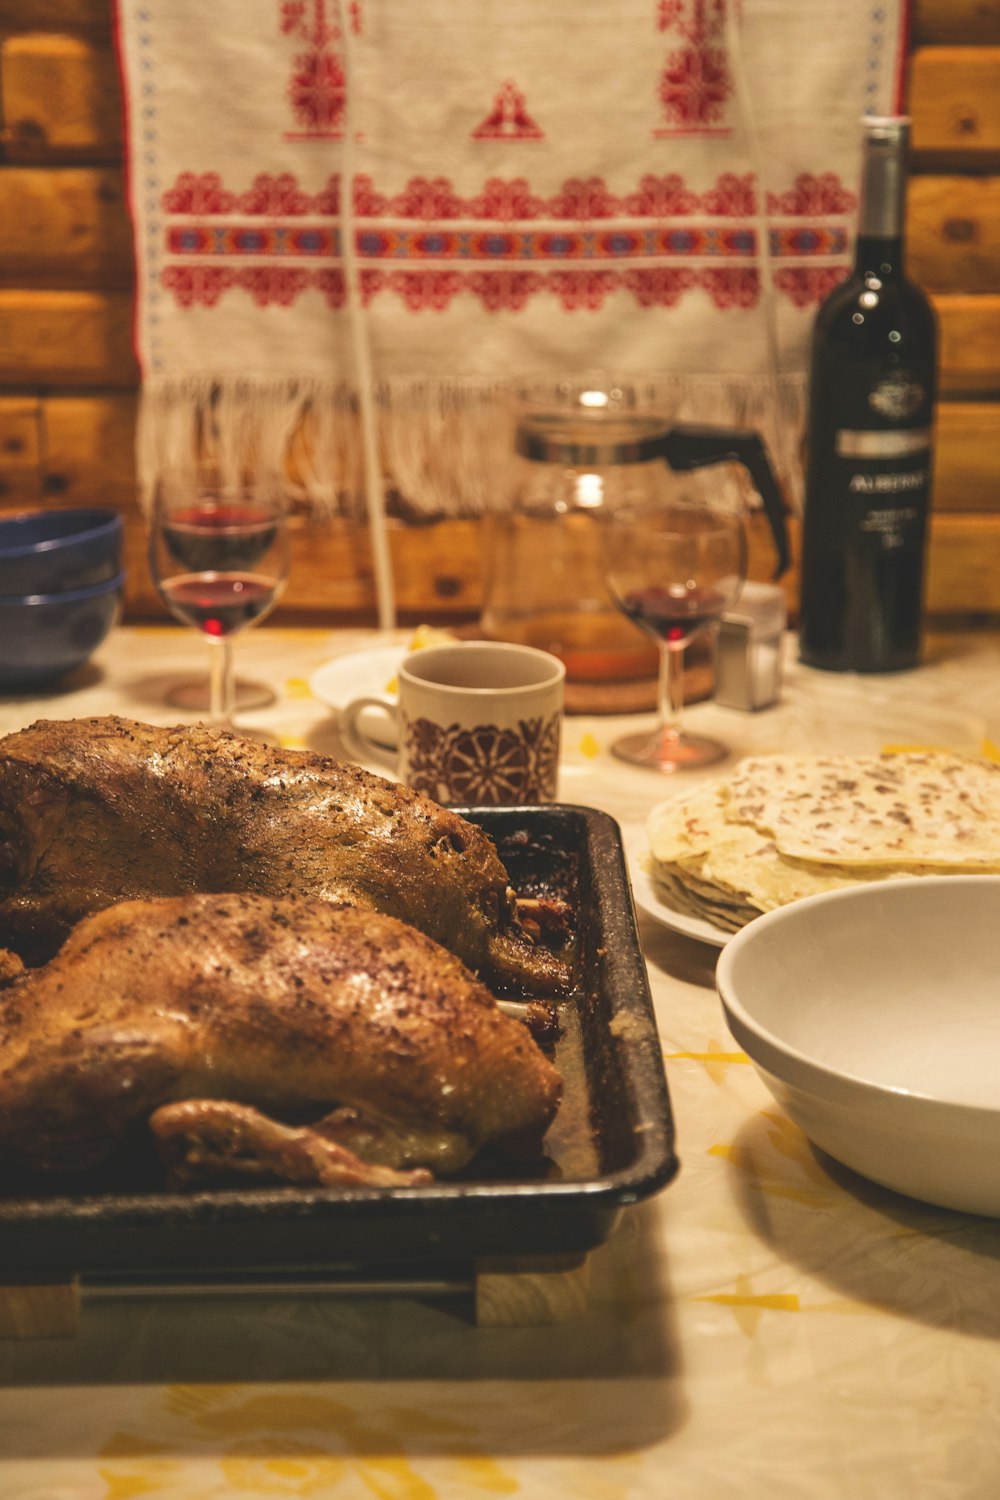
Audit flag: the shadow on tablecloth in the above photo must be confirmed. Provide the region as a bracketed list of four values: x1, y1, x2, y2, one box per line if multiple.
[0, 1198, 688, 1456]
[725, 1108, 1000, 1340]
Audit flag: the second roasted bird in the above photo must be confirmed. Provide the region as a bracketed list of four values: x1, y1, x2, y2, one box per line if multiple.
[0, 715, 569, 991]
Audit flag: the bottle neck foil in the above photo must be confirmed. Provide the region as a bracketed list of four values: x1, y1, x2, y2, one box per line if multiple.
[857, 115, 910, 241]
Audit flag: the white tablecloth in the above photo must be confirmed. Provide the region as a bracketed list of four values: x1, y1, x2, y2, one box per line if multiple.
[2, 623, 1000, 1499]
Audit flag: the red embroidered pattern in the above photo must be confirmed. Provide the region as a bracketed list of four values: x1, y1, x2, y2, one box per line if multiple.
[766, 173, 858, 216]
[159, 169, 854, 313]
[471, 81, 545, 141]
[655, 0, 733, 137]
[773, 267, 850, 308]
[279, 0, 363, 140]
[766, 172, 857, 305]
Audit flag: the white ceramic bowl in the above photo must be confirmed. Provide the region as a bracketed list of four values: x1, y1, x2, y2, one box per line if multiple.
[716, 877, 1000, 1216]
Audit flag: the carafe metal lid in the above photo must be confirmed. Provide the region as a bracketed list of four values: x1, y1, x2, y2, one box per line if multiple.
[514, 413, 671, 466]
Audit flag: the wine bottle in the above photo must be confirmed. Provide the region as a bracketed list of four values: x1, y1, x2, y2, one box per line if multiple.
[798, 116, 937, 673]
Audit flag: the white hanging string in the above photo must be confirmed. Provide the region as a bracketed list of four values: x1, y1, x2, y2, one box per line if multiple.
[723, 0, 800, 510]
[335, 0, 397, 631]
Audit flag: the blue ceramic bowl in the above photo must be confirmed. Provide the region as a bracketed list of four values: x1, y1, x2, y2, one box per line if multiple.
[0, 508, 123, 596]
[0, 571, 124, 689]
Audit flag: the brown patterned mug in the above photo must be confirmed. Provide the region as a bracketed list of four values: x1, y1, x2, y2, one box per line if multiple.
[339, 641, 565, 805]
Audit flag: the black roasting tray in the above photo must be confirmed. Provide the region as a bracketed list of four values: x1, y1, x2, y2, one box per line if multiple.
[0, 805, 678, 1281]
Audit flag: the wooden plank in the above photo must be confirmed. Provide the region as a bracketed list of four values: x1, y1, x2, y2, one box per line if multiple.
[0, 398, 43, 508]
[43, 390, 138, 506]
[0, 290, 138, 386]
[913, 0, 1000, 45]
[119, 513, 489, 624]
[935, 292, 1000, 391]
[124, 516, 799, 625]
[0, 392, 134, 509]
[121, 513, 1000, 628]
[934, 401, 1000, 511]
[4, 484, 997, 625]
[908, 175, 1000, 293]
[0, 1, 110, 31]
[475, 1256, 590, 1326]
[0, 1280, 80, 1339]
[909, 47, 1000, 165]
[122, 512, 798, 625]
[1, 33, 121, 162]
[0, 166, 133, 289]
[927, 512, 1000, 612]
[6, 290, 998, 395]
[779, 515, 1000, 623]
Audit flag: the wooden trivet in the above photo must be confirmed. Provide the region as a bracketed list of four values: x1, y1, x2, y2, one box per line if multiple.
[564, 659, 713, 716]
[450, 624, 714, 716]
[0, 1254, 591, 1337]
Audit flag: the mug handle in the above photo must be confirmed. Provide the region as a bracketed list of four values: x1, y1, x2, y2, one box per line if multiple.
[339, 695, 398, 771]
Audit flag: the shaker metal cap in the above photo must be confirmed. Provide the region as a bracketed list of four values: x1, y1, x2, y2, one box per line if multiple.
[514, 412, 671, 466]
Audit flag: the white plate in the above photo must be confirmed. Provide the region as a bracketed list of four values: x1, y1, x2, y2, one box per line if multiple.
[309, 645, 405, 749]
[625, 834, 731, 950]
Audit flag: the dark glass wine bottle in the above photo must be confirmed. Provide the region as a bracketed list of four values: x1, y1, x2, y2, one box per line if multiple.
[798, 115, 937, 672]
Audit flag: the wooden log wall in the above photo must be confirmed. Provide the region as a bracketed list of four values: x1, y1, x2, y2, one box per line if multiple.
[0, 0, 998, 625]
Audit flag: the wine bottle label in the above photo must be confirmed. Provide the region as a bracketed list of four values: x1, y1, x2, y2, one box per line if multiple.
[835, 428, 931, 458]
[856, 502, 923, 552]
[867, 374, 926, 421]
[826, 439, 931, 551]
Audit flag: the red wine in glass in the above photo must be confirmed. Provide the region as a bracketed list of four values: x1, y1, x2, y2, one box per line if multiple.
[159, 573, 281, 638]
[162, 504, 278, 573]
[618, 584, 728, 646]
[603, 504, 746, 771]
[149, 483, 289, 728]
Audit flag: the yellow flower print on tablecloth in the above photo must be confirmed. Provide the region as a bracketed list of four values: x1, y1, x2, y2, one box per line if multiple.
[219, 1436, 429, 1497]
[694, 1272, 799, 1339]
[709, 1109, 840, 1208]
[99, 1390, 519, 1499]
[664, 1037, 751, 1087]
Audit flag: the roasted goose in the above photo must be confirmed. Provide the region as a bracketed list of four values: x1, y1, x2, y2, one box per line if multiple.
[0, 715, 567, 991]
[0, 893, 562, 1181]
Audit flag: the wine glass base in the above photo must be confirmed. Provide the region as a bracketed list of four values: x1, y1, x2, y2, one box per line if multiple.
[611, 727, 729, 772]
[166, 677, 276, 714]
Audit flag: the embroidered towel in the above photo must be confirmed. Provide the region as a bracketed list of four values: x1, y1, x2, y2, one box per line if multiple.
[114, 0, 910, 530]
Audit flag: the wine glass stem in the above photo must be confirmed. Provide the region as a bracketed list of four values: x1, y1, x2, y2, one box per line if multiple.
[658, 641, 686, 746]
[208, 637, 235, 727]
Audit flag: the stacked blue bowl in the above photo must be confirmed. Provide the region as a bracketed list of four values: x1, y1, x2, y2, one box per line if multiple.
[0, 508, 125, 689]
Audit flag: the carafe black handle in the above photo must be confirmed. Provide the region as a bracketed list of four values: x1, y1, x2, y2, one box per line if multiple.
[657, 424, 790, 580]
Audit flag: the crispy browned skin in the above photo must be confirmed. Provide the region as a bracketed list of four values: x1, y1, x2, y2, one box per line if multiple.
[0, 714, 567, 990]
[0, 893, 562, 1177]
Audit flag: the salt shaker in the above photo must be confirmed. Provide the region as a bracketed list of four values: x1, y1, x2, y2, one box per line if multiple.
[714, 582, 787, 711]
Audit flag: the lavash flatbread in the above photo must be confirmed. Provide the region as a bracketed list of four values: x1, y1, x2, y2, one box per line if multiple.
[645, 751, 1000, 935]
[725, 753, 1000, 869]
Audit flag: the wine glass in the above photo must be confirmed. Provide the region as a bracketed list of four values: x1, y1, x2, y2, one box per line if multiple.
[149, 472, 290, 729]
[603, 502, 747, 771]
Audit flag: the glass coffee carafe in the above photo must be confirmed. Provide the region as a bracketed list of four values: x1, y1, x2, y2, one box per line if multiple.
[479, 397, 790, 683]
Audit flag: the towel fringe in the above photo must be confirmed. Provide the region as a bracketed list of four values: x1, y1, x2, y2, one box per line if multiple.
[136, 372, 807, 520]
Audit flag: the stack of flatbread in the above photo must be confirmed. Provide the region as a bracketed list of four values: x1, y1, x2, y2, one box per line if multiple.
[646, 751, 1000, 934]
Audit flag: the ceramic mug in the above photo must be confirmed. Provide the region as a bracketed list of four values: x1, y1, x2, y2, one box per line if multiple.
[339, 641, 565, 804]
